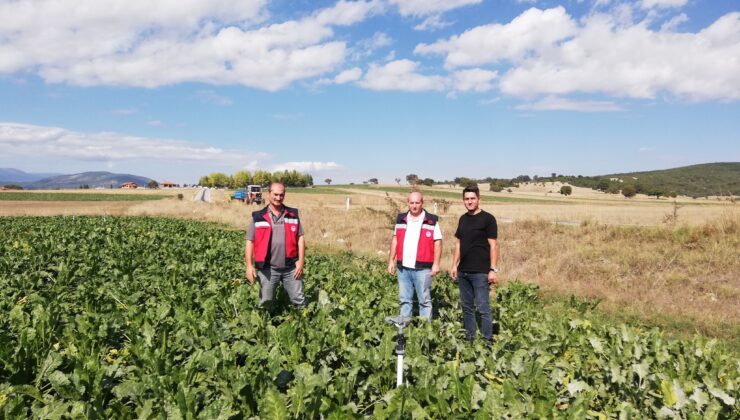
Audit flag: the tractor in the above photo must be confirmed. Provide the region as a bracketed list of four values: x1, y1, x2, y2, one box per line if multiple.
[232, 185, 263, 204]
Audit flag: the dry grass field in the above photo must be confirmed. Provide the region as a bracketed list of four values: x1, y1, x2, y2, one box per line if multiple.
[2, 185, 738, 345]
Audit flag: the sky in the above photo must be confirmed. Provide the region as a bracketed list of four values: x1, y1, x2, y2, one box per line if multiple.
[1, 0, 739, 184]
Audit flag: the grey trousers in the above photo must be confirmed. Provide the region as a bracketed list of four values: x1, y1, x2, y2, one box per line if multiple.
[257, 266, 305, 308]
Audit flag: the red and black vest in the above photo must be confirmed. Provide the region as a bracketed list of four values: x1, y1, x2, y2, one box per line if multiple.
[395, 210, 439, 269]
[252, 206, 300, 269]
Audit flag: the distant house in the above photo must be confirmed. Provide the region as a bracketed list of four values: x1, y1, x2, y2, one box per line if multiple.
[161, 181, 177, 188]
[121, 182, 138, 189]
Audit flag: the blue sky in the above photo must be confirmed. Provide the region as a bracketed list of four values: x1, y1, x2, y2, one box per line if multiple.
[1, 0, 739, 184]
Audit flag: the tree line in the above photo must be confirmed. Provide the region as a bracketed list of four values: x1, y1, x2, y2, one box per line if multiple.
[400, 173, 677, 199]
[198, 170, 314, 188]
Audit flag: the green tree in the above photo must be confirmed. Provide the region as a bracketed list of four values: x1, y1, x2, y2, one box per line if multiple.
[252, 170, 271, 186]
[208, 172, 230, 188]
[368, 178, 379, 185]
[198, 175, 210, 187]
[559, 185, 572, 196]
[324, 178, 332, 185]
[596, 179, 610, 192]
[420, 178, 434, 186]
[147, 180, 159, 189]
[232, 170, 252, 188]
[490, 183, 503, 192]
[406, 174, 419, 185]
[621, 185, 637, 198]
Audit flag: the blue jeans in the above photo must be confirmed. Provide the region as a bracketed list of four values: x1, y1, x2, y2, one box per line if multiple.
[457, 272, 492, 341]
[397, 267, 432, 319]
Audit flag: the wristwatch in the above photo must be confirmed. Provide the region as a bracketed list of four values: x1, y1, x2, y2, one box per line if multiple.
[489, 267, 499, 273]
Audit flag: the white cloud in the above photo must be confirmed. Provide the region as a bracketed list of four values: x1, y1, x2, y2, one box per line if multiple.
[360, 32, 393, 50]
[334, 67, 363, 83]
[146, 120, 166, 127]
[660, 13, 688, 32]
[0, 122, 268, 164]
[272, 161, 340, 172]
[416, 7, 740, 101]
[110, 108, 138, 116]
[0, 0, 380, 90]
[515, 96, 624, 112]
[452, 68, 498, 92]
[639, 147, 655, 152]
[415, 7, 577, 68]
[479, 97, 500, 105]
[387, 0, 481, 17]
[358, 59, 446, 91]
[640, 0, 688, 9]
[414, 15, 454, 31]
[195, 90, 234, 106]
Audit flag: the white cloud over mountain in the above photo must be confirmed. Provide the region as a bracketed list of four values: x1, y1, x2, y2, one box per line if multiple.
[416, 7, 740, 101]
[0, 122, 267, 164]
[0, 0, 380, 90]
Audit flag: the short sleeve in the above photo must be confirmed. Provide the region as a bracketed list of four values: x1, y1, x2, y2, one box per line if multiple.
[486, 214, 498, 239]
[246, 217, 256, 241]
[433, 223, 442, 240]
[454, 216, 462, 239]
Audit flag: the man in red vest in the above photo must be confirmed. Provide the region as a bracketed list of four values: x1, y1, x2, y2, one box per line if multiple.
[245, 181, 305, 309]
[387, 191, 442, 319]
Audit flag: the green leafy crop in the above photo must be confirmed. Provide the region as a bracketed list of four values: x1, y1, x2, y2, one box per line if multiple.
[0, 216, 737, 418]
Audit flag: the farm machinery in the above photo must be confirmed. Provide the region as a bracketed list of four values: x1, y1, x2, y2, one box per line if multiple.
[231, 185, 263, 205]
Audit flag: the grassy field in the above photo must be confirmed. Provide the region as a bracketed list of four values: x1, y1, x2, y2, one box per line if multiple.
[323, 184, 563, 204]
[0, 191, 170, 201]
[2, 186, 738, 348]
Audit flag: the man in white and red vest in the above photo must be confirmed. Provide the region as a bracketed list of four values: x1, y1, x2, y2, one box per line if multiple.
[387, 191, 442, 319]
[245, 181, 305, 309]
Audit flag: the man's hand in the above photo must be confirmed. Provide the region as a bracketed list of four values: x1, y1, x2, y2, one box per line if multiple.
[431, 263, 440, 277]
[246, 266, 256, 284]
[450, 266, 458, 281]
[387, 261, 396, 275]
[294, 261, 304, 279]
[487, 271, 498, 285]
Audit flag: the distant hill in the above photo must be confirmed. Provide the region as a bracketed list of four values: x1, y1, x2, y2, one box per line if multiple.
[554, 162, 739, 197]
[605, 163, 740, 197]
[20, 171, 156, 190]
[0, 168, 61, 183]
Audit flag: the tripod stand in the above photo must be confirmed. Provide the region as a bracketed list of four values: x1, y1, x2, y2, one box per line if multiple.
[385, 315, 412, 387]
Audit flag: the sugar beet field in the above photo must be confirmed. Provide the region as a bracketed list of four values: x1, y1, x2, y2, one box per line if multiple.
[0, 216, 737, 418]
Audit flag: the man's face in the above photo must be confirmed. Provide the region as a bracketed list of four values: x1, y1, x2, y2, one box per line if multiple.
[463, 192, 479, 212]
[269, 184, 285, 208]
[407, 192, 423, 216]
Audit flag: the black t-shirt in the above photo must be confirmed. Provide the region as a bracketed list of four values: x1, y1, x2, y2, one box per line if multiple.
[455, 210, 498, 273]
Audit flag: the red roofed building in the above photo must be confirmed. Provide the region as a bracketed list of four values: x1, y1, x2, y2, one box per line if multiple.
[121, 182, 138, 189]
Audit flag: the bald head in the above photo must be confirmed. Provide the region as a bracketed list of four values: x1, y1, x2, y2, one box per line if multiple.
[407, 191, 423, 216]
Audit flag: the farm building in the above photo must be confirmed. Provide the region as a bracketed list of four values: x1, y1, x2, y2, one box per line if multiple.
[120, 182, 138, 189]
[160, 181, 177, 188]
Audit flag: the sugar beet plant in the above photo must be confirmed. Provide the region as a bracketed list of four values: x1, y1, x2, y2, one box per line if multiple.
[0, 216, 737, 418]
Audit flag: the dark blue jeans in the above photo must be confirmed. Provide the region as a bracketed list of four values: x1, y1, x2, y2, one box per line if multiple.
[457, 271, 492, 341]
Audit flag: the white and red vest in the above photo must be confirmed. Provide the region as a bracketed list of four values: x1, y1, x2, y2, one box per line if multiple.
[252, 206, 300, 269]
[395, 211, 439, 269]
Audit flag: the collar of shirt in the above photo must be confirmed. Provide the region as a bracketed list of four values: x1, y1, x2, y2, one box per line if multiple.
[407, 210, 425, 222]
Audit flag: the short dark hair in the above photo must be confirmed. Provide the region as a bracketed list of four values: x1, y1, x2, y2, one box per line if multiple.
[462, 186, 480, 197]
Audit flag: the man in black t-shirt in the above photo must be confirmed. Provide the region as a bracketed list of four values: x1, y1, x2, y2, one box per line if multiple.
[450, 185, 499, 343]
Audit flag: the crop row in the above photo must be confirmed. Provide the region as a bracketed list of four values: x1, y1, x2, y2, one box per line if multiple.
[0, 216, 737, 418]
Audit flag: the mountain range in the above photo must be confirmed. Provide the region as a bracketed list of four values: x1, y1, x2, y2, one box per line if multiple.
[0, 169, 155, 189]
